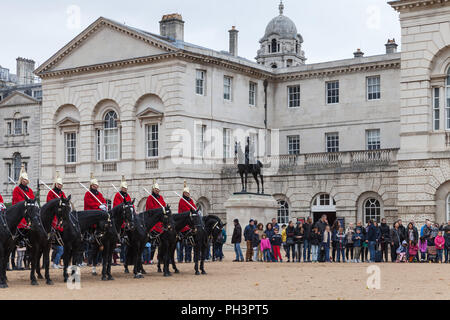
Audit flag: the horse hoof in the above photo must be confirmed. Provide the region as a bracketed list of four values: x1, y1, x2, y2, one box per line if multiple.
[201, 271, 207, 275]
[157, 269, 162, 273]
[141, 269, 147, 275]
[0, 283, 8, 289]
[108, 276, 114, 281]
[64, 278, 68, 283]
[46, 280, 54, 285]
[101, 276, 108, 281]
[124, 270, 129, 274]
[195, 271, 200, 276]
[163, 273, 170, 277]
[174, 269, 180, 274]
[31, 280, 39, 286]
[37, 275, 44, 280]
[134, 274, 143, 279]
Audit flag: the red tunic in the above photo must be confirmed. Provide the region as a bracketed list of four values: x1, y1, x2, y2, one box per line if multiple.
[113, 192, 131, 208]
[113, 192, 132, 229]
[178, 197, 197, 232]
[84, 190, 106, 211]
[146, 194, 166, 233]
[47, 189, 66, 232]
[0, 194, 3, 204]
[12, 185, 35, 229]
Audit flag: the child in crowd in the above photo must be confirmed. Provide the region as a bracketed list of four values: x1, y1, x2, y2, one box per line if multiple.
[252, 229, 260, 262]
[271, 228, 283, 262]
[435, 231, 445, 263]
[281, 224, 287, 258]
[336, 227, 346, 263]
[16, 240, 26, 271]
[396, 241, 408, 263]
[143, 242, 151, 264]
[408, 241, 418, 263]
[260, 234, 271, 262]
[322, 225, 332, 263]
[310, 227, 320, 263]
[419, 236, 427, 262]
[352, 228, 363, 263]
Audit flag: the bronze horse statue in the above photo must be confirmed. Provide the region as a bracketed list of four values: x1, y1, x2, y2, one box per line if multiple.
[236, 140, 264, 194]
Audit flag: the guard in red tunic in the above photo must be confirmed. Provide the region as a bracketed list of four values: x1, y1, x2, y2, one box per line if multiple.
[12, 165, 35, 229]
[84, 173, 107, 211]
[147, 180, 166, 233]
[0, 193, 5, 212]
[46, 171, 66, 232]
[178, 180, 197, 233]
[113, 176, 132, 208]
[146, 180, 166, 263]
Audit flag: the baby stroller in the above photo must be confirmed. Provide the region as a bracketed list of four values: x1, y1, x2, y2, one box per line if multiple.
[427, 245, 437, 263]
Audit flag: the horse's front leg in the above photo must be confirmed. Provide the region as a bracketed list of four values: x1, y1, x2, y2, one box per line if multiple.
[62, 244, 70, 283]
[44, 244, 53, 285]
[134, 243, 144, 279]
[260, 174, 264, 194]
[200, 245, 207, 275]
[101, 242, 108, 281]
[0, 245, 7, 288]
[30, 245, 38, 285]
[194, 246, 200, 275]
[171, 240, 179, 274]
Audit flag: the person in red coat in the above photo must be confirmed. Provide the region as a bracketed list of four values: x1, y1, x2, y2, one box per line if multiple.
[84, 173, 106, 211]
[12, 165, 35, 229]
[113, 176, 132, 208]
[46, 171, 66, 232]
[146, 180, 166, 263]
[0, 193, 5, 212]
[178, 181, 197, 233]
[147, 181, 166, 233]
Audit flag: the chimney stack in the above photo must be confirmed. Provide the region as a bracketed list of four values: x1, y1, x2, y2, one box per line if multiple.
[229, 26, 239, 56]
[353, 48, 364, 58]
[385, 38, 398, 54]
[159, 13, 184, 42]
[16, 57, 35, 85]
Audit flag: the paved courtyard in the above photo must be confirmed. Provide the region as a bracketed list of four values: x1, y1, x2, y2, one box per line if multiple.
[1, 250, 448, 300]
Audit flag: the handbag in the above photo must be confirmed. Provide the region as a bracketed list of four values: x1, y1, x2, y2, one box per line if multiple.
[286, 238, 295, 245]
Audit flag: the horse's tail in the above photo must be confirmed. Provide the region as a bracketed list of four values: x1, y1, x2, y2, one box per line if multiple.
[257, 160, 263, 168]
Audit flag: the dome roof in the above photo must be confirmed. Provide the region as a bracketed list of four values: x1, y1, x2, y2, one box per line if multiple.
[262, 14, 298, 41]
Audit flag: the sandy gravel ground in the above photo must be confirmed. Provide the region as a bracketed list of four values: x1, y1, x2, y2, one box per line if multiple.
[0, 250, 448, 300]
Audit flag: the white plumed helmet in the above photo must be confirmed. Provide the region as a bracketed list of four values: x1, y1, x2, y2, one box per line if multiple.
[90, 172, 99, 187]
[120, 175, 128, 189]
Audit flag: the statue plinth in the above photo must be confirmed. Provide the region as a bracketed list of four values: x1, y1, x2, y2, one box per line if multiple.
[224, 193, 278, 244]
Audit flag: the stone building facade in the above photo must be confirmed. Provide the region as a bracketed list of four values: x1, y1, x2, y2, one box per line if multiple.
[34, 1, 450, 227]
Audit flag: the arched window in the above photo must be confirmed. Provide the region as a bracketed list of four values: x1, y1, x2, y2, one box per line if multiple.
[277, 200, 289, 224]
[364, 198, 381, 224]
[446, 67, 450, 130]
[12, 153, 22, 181]
[311, 193, 336, 212]
[103, 111, 119, 161]
[271, 39, 278, 53]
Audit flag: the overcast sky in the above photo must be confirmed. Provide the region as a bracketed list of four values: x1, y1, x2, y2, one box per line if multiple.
[0, 0, 401, 73]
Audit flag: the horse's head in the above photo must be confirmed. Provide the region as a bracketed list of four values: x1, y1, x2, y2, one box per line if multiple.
[162, 205, 173, 231]
[207, 216, 225, 242]
[24, 199, 40, 226]
[56, 195, 72, 221]
[119, 199, 135, 229]
[189, 209, 203, 229]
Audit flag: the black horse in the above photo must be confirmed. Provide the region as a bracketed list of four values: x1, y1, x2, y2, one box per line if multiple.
[238, 160, 264, 194]
[0, 199, 39, 288]
[191, 214, 225, 275]
[124, 206, 171, 278]
[29, 196, 72, 286]
[59, 206, 109, 283]
[90, 201, 134, 281]
[157, 211, 202, 276]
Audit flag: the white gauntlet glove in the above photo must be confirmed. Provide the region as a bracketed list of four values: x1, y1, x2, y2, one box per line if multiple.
[0, 203, 6, 211]
[99, 204, 107, 212]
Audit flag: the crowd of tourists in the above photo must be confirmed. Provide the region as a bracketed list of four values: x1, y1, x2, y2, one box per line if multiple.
[231, 216, 450, 264]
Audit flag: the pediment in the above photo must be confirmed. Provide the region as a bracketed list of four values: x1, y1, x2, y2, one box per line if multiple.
[36, 17, 178, 75]
[0, 91, 39, 107]
[137, 107, 164, 125]
[56, 116, 80, 127]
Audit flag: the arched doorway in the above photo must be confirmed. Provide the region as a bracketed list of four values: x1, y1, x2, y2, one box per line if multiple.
[311, 193, 336, 226]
